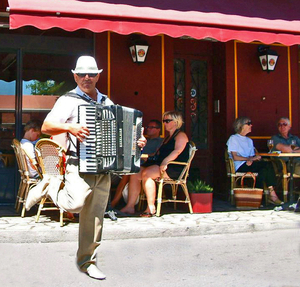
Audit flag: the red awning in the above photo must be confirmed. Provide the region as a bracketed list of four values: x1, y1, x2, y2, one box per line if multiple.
[7, 0, 300, 46]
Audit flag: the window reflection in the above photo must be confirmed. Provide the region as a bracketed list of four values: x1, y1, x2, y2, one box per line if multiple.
[0, 52, 78, 203]
[0, 53, 17, 202]
[0, 55, 16, 153]
[22, 53, 77, 133]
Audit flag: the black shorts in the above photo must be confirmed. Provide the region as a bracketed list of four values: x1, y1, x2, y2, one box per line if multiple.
[141, 161, 183, 179]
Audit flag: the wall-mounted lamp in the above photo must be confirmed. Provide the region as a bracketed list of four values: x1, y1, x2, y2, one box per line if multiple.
[129, 35, 149, 64]
[258, 45, 279, 72]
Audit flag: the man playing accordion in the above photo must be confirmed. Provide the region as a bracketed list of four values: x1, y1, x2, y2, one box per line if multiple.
[26, 56, 146, 280]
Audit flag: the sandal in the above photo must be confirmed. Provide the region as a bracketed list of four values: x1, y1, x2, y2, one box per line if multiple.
[268, 198, 284, 205]
[268, 187, 284, 205]
[140, 212, 156, 217]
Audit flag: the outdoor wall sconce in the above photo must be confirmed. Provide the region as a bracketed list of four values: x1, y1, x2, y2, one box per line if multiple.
[258, 45, 279, 72]
[129, 35, 149, 64]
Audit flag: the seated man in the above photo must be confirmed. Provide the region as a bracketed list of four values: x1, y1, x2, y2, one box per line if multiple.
[141, 120, 163, 155]
[271, 117, 300, 174]
[110, 119, 163, 209]
[20, 120, 42, 178]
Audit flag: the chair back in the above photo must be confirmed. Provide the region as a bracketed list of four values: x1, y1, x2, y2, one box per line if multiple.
[155, 140, 197, 216]
[12, 138, 41, 214]
[225, 149, 236, 176]
[178, 141, 197, 182]
[11, 138, 30, 180]
[35, 139, 66, 176]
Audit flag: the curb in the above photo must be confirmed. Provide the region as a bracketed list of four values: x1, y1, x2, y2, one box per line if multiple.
[0, 210, 299, 243]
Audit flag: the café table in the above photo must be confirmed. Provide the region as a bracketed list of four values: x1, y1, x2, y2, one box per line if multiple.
[258, 152, 300, 203]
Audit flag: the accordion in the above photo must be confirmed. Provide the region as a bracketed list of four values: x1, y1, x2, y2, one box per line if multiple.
[78, 104, 143, 174]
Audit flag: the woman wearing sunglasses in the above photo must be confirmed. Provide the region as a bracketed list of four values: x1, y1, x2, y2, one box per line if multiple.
[227, 116, 283, 205]
[120, 111, 189, 216]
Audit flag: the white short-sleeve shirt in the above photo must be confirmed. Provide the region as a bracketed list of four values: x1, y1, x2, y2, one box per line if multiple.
[227, 134, 255, 171]
[44, 86, 114, 152]
[20, 139, 38, 178]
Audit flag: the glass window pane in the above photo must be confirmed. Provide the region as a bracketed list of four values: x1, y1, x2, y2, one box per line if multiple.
[174, 58, 208, 149]
[0, 52, 17, 203]
[22, 53, 78, 129]
[174, 59, 186, 114]
[190, 60, 208, 149]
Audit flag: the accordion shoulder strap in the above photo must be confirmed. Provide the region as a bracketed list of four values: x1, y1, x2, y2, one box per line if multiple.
[61, 92, 107, 155]
[63, 92, 108, 106]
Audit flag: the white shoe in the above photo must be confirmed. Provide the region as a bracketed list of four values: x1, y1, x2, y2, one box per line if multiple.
[86, 265, 106, 280]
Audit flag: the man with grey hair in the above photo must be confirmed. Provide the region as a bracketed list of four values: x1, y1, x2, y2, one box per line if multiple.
[26, 55, 146, 280]
[271, 117, 300, 174]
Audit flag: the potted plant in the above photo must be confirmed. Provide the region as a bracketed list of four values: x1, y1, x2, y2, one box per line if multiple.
[187, 179, 213, 213]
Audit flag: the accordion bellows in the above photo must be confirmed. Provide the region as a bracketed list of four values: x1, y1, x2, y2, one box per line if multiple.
[233, 172, 263, 209]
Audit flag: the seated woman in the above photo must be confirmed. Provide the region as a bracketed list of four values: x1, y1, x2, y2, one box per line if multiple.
[110, 119, 163, 209]
[227, 116, 283, 205]
[120, 111, 189, 216]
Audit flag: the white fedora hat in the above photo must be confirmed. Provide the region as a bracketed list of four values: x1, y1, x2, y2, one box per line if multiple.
[71, 56, 103, 74]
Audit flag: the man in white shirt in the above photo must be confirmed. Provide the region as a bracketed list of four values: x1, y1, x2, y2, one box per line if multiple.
[26, 55, 146, 280]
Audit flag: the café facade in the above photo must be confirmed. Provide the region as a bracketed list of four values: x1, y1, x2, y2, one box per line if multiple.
[0, 0, 300, 204]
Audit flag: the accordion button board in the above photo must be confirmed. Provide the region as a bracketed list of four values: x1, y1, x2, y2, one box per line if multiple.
[78, 104, 143, 174]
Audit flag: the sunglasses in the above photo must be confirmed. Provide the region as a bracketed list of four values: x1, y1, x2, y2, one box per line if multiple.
[147, 126, 159, 129]
[278, 122, 288, 127]
[163, 119, 173, 123]
[76, 73, 98, 78]
[245, 121, 252, 126]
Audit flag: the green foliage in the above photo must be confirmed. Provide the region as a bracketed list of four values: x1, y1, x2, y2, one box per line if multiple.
[26, 80, 65, 95]
[187, 179, 213, 193]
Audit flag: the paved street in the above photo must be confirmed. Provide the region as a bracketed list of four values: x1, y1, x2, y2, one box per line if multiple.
[1, 229, 299, 287]
[1, 202, 300, 286]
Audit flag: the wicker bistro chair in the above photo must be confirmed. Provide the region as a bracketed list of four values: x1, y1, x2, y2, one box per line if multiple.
[155, 141, 197, 217]
[11, 139, 40, 217]
[34, 139, 66, 227]
[225, 149, 260, 205]
[269, 157, 300, 203]
[225, 149, 274, 205]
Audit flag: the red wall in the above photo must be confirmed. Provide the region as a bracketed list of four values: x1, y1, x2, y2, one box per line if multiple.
[226, 41, 237, 137]
[95, 34, 300, 198]
[238, 44, 287, 134]
[234, 43, 299, 151]
[220, 42, 299, 197]
[96, 33, 164, 126]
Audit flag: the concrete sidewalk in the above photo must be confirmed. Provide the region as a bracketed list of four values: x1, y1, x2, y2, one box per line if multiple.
[0, 204, 299, 243]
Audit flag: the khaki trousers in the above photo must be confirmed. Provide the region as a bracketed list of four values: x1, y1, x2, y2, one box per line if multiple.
[77, 172, 110, 271]
[55, 156, 110, 271]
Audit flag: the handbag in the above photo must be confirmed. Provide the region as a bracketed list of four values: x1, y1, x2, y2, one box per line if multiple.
[233, 172, 263, 209]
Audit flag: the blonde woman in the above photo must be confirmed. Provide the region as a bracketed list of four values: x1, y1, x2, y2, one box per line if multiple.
[121, 111, 189, 216]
